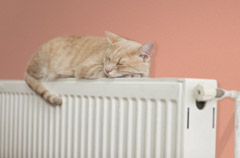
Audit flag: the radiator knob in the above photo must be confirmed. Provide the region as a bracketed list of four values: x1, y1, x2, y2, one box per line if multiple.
[194, 84, 217, 101]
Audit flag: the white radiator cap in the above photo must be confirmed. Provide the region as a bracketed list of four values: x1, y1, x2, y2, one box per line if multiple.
[194, 84, 217, 101]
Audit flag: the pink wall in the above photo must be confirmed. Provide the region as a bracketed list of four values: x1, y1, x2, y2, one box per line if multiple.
[1, 0, 240, 157]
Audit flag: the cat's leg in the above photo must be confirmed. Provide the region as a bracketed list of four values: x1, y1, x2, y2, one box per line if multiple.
[26, 63, 62, 105]
[118, 74, 142, 78]
[56, 69, 75, 79]
[44, 73, 59, 81]
[122, 74, 132, 78]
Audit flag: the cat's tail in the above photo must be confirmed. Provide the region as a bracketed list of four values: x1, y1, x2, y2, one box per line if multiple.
[24, 72, 62, 105]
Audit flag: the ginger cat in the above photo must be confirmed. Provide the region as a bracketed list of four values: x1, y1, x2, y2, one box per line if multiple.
[25, 31, 155, 105]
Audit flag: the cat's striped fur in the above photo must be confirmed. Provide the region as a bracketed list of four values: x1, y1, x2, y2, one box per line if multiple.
[25, 31, 155, 105]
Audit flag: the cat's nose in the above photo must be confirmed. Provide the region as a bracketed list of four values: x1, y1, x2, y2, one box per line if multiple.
[105, 68, 112, 73]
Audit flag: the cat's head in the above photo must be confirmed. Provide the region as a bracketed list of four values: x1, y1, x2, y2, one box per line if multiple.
[103, 31, 155, 78]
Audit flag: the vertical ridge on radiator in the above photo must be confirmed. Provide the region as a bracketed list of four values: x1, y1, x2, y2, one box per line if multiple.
[4, 92, 8, 158]
[55, 102, 61, 158]
[37, 97, 43, 158]
[28, 94, 34, 158]
[8, 93, 13, 158]
[111, 97, 120, 158]
[102, 97, 110, 158]
[0, 92, 4, 157]
[67, 95, 74, 158]
[118, 97, 126, 158]
[165, 100, 178, 158]
[32, 95, 39, 158]
[13, 93, 19, 158]
[60, 95, 68, 158]
[73, 96, 80, 158]
[79, 96, 86, 158]
[43, 94, 50, 158]
[94, 96, 103, 158]
[22, 93, 27, 158]
[0, 93, 5, 158]
[150, 99, 157, 158]
[49, 96, 56, 158]
[17, 93, 23, 157]
[155, 100, 164, 158]
[135, 98, 144, 158]
[127, 98, 137, 158]
[87, 96, 96, 158]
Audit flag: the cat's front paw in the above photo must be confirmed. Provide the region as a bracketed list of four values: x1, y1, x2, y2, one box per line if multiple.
[121, 74, 132, 78]
[131, 74, 142, 78]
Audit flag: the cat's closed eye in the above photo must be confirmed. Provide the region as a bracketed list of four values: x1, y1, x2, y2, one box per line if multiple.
[117, 59, 123, 66]
[106, 57, 111, 62]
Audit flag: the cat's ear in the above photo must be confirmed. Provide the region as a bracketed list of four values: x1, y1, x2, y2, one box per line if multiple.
[140, 42, 155, 56]
[105, 31, 121, 44]
[139, 42, 155, 62]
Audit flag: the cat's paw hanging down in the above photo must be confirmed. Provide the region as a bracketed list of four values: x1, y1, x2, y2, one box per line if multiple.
[25, 31, 155, 105]
[25, 72, 62, 105]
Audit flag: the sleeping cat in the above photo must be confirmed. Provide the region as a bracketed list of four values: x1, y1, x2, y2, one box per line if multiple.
[25, 31, 155, 105]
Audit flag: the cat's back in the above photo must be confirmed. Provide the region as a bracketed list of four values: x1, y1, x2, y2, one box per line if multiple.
[31, 35, 108, 72]
[44, 35, 107, 52]
[37, 35, 107, 61]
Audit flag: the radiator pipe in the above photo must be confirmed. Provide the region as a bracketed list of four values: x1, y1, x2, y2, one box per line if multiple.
[194, 84, 240, 158]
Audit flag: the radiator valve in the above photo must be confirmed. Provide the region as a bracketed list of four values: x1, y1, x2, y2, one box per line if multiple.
[194, 83, 240, 158]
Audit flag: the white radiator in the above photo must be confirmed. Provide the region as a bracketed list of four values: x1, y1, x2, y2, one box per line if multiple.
[0, 78, 217, 158]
